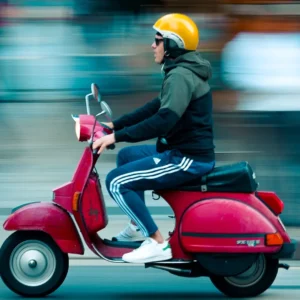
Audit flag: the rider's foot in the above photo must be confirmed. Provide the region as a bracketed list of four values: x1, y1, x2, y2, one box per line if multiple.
[112, 223, 145, 242]
[122, 238, 172, 263]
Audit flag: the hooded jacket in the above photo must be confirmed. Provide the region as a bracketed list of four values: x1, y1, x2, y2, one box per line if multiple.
[113, 52, 215, 162]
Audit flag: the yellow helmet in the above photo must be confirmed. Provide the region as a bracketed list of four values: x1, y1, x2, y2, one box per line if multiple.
[153, 13, 199, 51]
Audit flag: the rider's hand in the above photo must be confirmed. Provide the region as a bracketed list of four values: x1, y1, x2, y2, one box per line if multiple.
[93, 133, 116, 154]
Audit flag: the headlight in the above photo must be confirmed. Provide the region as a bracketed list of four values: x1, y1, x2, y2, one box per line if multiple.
[71, 115, 81, 140]
[75, 120, 80, 140]
[71, 114, 98, 142]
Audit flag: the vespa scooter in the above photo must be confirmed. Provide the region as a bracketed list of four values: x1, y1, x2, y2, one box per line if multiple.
[0, 83, 297, 298]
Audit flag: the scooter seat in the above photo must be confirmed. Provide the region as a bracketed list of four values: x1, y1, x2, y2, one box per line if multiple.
[177, 161, 258, 193]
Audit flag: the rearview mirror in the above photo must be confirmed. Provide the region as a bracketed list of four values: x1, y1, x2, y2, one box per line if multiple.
[100, 101, 112, 119]
[91, 83, 101, 102]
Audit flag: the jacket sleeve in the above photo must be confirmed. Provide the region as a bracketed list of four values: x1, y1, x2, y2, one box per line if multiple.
[114, 71, 193, 143]
[112, 97, 160, 130]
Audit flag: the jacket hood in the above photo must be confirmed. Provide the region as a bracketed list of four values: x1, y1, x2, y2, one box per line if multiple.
[163, 51, 212, 81]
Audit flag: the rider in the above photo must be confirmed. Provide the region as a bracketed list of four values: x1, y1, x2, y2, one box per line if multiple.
[93, 13, 215, 263]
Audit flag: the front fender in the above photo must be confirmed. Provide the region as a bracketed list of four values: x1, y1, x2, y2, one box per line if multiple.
[3, 202, 84, 255]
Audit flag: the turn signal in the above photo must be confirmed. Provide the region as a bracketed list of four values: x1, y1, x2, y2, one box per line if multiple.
[73, 192, 81, 211]
[266, 232, 284, 246]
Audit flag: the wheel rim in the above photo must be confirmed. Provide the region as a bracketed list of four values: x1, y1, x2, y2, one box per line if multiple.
[224, 255, 266, 288]
[9, 240, 56, 287]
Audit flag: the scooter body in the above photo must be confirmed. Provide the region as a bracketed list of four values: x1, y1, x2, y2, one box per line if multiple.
[0, 84, 297, 298]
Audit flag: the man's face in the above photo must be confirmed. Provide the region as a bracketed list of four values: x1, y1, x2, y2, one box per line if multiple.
[151, 35, 164, 64]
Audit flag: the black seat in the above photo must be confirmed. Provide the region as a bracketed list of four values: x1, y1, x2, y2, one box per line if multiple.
[177, 161, 259, 193]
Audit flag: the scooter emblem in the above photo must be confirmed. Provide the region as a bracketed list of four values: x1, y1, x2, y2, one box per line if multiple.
[237, 240, 261, 247]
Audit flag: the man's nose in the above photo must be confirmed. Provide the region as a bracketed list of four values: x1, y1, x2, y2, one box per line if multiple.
[151, 42, 156, 49]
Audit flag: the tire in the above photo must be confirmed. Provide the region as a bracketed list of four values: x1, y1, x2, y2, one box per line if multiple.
[210, 255, 278, 298]
[0, 231, 69, 297]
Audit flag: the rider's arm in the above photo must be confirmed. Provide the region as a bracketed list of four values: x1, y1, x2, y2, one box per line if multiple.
[112, 97, 160, 130]
[114, 70, 193, 143]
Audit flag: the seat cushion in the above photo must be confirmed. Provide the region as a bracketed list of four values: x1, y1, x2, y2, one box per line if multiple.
[177, 161, 258, 193]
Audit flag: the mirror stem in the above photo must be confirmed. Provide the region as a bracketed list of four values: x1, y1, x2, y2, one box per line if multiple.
[96, 111, 105, 117]
[85, 93, 93, 115]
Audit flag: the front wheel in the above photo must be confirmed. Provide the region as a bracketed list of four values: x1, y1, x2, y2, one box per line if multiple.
[210, 255, 278, 298]
[0, 231, 69, 297]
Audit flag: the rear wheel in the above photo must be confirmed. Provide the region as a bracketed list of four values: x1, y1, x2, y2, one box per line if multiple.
[210, 255, 278, 298]
[0, 231, 69, 297]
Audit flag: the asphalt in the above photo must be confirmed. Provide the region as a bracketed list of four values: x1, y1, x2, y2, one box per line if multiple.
[1, 217, 300, 298]
[1, 265, 300, 299]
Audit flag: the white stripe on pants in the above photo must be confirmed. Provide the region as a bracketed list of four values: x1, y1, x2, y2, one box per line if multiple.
[109, 157, 192, 236]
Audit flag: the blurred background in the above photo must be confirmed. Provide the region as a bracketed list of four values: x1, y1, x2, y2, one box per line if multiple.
[0, 0, 300, 225]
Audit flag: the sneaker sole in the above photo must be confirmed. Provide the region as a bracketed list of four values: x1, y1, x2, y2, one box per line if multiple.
[123, 253, 173, 264]
[112, 237, 145, 242]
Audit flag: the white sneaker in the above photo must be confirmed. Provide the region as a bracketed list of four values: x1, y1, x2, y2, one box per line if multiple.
[122, 238, 172, 263]
[112, 223, 145, 242]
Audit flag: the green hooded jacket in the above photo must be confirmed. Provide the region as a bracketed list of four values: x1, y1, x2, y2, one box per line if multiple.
[113, 51, 215, 162]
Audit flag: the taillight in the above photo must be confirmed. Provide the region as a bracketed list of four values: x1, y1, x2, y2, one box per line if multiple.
[265, 232, 284, 246]
[256, 191, 284, 215]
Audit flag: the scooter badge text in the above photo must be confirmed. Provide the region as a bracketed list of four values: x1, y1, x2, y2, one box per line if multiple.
[237, 240, 261, 247]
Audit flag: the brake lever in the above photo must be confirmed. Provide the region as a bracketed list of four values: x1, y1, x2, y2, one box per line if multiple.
[100, 122, 113, 133]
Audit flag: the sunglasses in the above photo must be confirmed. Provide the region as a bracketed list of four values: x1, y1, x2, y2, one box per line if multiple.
[155, 38, 164, 46]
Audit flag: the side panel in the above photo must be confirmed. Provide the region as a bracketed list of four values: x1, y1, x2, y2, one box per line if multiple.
[180, 199, 281, 253]
[3, 203, 84, 255]
[159, 190, 291, 243]
[80, 173, 108, 234]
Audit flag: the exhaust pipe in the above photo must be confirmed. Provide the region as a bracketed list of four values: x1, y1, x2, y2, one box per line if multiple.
[278, 263, 290, 270]
[149, 264, 192, 275]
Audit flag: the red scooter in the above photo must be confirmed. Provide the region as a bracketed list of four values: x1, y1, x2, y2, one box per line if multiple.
[0, 84, 297, 298]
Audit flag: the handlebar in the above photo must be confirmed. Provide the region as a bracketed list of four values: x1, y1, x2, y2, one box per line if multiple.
[99, 122, 116, 150]
[81, 86, 115, 152]
[93, 143, 115, 155]
[91, 122, 116, 154]
[107, 144, 116, 150]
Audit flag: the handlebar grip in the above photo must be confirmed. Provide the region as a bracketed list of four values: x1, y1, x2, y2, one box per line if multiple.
[107, 144, 116, 150]
[92, 144, 115, 154]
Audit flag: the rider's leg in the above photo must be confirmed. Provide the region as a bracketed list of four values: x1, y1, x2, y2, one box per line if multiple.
[113, 145, 157, 241]
[106, 149, 215, 263]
